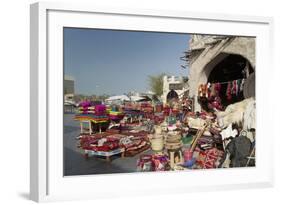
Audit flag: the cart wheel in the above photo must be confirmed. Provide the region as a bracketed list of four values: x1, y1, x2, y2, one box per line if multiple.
[84, 153, 89, 160]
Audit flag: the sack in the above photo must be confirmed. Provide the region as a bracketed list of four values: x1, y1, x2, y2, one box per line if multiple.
[226, 135, 252, 167]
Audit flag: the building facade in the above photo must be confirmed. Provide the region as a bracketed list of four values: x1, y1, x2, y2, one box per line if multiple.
[186, 35, 255, 111]
[64, 75, 75, 103]
[162, 75, 189, 104]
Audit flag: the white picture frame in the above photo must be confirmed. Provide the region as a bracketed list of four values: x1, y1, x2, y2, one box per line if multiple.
[30, 2, 274, 202]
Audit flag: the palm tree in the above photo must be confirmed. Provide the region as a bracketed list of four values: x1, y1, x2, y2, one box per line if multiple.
[147, 73, 166, 97]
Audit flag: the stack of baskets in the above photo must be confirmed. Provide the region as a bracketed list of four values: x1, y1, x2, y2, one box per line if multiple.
[150, 126, 164, 152]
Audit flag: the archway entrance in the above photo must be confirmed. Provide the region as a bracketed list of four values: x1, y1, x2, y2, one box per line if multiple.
[166, 89, 179, 103]
[207, 53, 254, 107]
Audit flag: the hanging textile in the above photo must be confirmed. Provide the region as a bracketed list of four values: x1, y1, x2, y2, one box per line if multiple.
[199, 78, 245, 101]
[210, 83, 216, 97]
[231, 80, 239, 96]
[214, 83, 221, 96]
[198, 84, 208, 98]
[226, 82, 232, 101]
[207, 82, 211, 98]
[198, 84, 203, 97]
[237, 79, 241, 95]
[240, 79, 245, 93]
[202, 84, 208, 98]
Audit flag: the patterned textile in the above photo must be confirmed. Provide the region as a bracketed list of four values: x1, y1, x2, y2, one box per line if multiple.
[74, 113, 109, 123]
[79, 133, 149, 154]
[137, 154, 169, 172]
[196, 147, 224, 169]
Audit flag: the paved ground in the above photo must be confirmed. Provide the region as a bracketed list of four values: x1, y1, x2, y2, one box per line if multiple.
[64, 113, 152, 176]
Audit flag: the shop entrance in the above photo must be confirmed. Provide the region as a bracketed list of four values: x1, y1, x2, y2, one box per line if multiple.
[166, 89, 179, 103]
[207, 53, 254, 107]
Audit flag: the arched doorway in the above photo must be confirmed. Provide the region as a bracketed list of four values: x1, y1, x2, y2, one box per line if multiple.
[206, 53, 254, 107]
[166, 89, 179, 103]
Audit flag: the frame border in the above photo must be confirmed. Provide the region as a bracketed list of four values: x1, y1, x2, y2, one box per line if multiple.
[30, 2, 274, 202]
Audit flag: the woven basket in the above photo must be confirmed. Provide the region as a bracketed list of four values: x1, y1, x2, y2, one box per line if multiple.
[154, 126, 162, 134]
[150, 134, 164, 152]
[165, 133, 182, 150]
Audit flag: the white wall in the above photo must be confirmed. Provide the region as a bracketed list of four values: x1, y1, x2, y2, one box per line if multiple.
[0, 0, 280, 204]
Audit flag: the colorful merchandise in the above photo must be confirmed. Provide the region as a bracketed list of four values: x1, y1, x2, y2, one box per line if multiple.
[196, 147, 224, 169]
[137, 154, 169, 172]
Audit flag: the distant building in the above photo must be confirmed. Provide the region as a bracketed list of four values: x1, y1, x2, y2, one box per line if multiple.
[64, 75, 75, 103]
[162, 75, 189, 104]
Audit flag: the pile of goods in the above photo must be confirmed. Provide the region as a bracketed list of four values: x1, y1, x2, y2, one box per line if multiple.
[78, 132, 150, 160]
[140, 102, 154, 113]
[121, 133, 151, 157]
[79, 134, 121, 152]
[149, 126, 164, 152]
[74, 102, 109, 124]
[137, 154, 170, 172]
[194, 147, 224, 169]
[165, 132, 184, 169]
[136, 96, 255, 171]
[108, 105, 125, 122]
[73, 92, 255, 171]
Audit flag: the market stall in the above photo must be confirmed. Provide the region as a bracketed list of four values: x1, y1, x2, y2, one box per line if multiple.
[74, 94, 255, 171]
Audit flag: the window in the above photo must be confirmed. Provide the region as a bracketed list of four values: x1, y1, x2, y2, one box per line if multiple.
[169, 83, 183, 90]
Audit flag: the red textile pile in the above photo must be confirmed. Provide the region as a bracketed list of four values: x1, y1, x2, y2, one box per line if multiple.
[78, 133, 150, 155]
[79, 135, 120, 152]
[195, 147, 224, 169]
[137, 154, 170, 172]
[140, 102, 154, 113]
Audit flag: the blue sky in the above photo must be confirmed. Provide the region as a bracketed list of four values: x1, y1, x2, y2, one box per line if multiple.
[64, 28, 190, 96]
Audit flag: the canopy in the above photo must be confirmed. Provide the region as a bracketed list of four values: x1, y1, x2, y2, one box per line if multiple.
[105, 95, 130, 102]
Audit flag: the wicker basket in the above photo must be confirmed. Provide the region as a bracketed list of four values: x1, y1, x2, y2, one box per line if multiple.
[150, 134, 164, 152]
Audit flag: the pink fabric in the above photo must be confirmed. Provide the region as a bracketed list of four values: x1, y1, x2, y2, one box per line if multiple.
[95, 105, 106, 115]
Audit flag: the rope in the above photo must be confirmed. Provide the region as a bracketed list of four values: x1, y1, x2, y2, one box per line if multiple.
[209, 78, 245, 85]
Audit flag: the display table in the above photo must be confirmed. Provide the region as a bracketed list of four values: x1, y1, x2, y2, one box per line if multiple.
[74, 113, 109, 133]
[79, 120, 92, 134]
[84, 148, 125, 162]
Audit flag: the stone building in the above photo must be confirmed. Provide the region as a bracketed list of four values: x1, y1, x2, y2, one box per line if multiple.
[186, 35, 255, 111]
[64, 75, 75, 103]
[162, 75, 189, 104]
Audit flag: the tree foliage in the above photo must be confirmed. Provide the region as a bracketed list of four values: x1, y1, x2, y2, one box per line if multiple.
[147, 73, 166, 97]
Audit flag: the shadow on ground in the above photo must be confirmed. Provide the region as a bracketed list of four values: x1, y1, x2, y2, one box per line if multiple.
[18, 192, 29, 200]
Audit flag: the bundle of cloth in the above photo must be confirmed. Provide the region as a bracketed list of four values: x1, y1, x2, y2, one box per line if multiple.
[215, 97, 256, 128]
[184, 112, 215, 131]
[154, 103, 163, 113]
[137, 154, 170, 172]
[197, 136, 215, 150]
[74, 103, 109, 123]
[226, 79, 245, 101]
[123, 109, 144, 124]
[79, 132, 150, 155]
[120, 134, 150, 157]
[153, 112, 165, 124]
[215, 97, 256, 133]
[79, 135, 121, 152]
[216, 98, 256, 168]
[108, 106, 125, 122]
[77, 101, 95, 114]
[194, 147, 224, 169]
[124, 108, 144, 116]
[198, 79, 244, 101]
[124, 102, 141, 111]
[140, 102, 154, 113]
[163, 105, 171, 116]
[219, 129, 254, 168]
